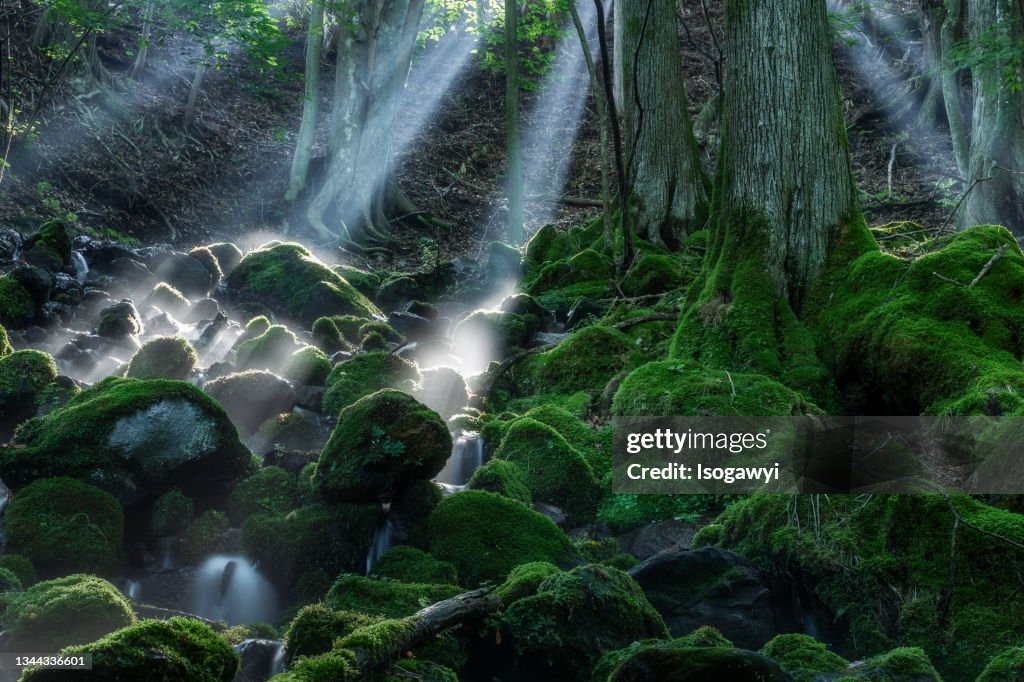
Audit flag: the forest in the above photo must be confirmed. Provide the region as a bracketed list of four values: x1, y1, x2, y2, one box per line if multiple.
[0, 0, 1022, 680]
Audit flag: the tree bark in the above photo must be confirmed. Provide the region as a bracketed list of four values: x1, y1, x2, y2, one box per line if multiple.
[506, 0, 523, 246]
[941, 0, 970, 180]
[183, 61, 207, 128]
[286, 0, 326, 202]
[131, 2, 155, 81]
[960, 0, 1024, 235]
[714, 0, 857, 306]
[614, 0, 707, 247]
[307, 0, 426, 244]
[917, 0, 947, 128]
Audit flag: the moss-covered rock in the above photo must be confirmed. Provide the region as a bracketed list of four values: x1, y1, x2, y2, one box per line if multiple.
[5, 477, 123, 575]
[322, 352, 420, 415]
[854, 647, 942, 681]
[0, 275, 36, 328]
[612, 360, 819, 417]
[524, 224, 575, 279]
[179, 509, 229, 563]
[4, 377, 251, 504]
[203, 370, 295, 436]
[0, 567, 22, 593]
[207, 242, 244, 276]
[227, 242, 381, 325]
[759, 633, 847, 681]
[467, 458, 532, 505]
[188, 246, 224, 283]
[24, 219, 72, 271]
[453, 310, 531, 359]
[621, 253, 683, 297]
[282, 345, 332, 386]
[415, 367, 469, 420]
[4, 574, 135, 651]
[311, 316, 349, 354]
[369, 546, 458, 585]
[521, 325, 639, 397]
[0, 554, 36, 588]
[316, 390, 450, 504]
[226, 466, 295, 524]
[148, 488, 194, 538]
[325, 574, 460, 618]
[493, 417, 599, 522]
[0, 350, 57, 416]
[389, 478, 444, 550]
[236, 324, 302, 371]
[499, 564, 667, 679]
[97, 300, 143, 337]
[283, 603, 380, 667]
[978, 646, 1024, 681]
[426, 490, 572, 585]
[144, 282, 191, 317]
[333, 264, 382, 300]
[126, 336, 197, 380]
[21, 616, 238, 682]
[604, 645, 791, 682]
[496, 561, 561, 604]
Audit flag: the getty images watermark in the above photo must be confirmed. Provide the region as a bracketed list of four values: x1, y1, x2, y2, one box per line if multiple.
[613, 416, 1024, 494]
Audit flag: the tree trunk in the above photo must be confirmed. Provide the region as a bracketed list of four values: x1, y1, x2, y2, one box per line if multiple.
[183, 61, 207, 128]
[131, 2, 155, 81]
[714, 0, 857, 305]
[614, 0, 707, 247]
[917, 0, 946, 128]
[960, 0, 1024, 235]
[307, 0, 426, 245]
[286, 0, 326, 202]
[506, 0, 524, 246]
[941, 0, 970, 179]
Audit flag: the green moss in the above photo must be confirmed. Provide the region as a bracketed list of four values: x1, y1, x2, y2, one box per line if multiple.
[677, 625, 734, 648]
[1, 377, 251, 496]
[521, 403, 607, 474]
[316, 389, 450, 504]
[0, 350, 57, 406]
[180, 510, 229, 564]
[222, 622, 279, 645]
[188, 246, 224, 283]
[527, 325, 640, 396]
[4, 575, 135, 651]
[98, 302, 142, 337]
[759, 633, 848, 681]
[369, 546, 458, 585]
[331, 315, 373, 344]
[0, 275, 35, 329]
[597, 494, 725, 534]
[524, 224, 574, 279]
[242, 503, 379, 586]
[612, 360, 819, 416]
[453, 310, 531, 357]
[149, 488, 194, 538]
[332, 264, 382, 299]
[467, 458, 532, 505]
[312, 316, 348, 354]
[0, 324, 12, 357]
[336, 616, 418, 664]
[0, 567, 22, 593]
[390, 479, 443, 550]
[499, 564, 667, 679]
[426, 490, 573, 585]
[5, 477, 123, 575]
[493, 417, 600, 522]
[856, 647, 942, 681]
[236, 324, 301, 371]
[284, 603, 380, 667]
[325, 575, 460, 618]
[282, 345, 332, 386]
[602, 645, 790, 682]
[25, 219, 72, 271]
[361, 330, 388, 351]
[244, 315, 272, 339]
[978, 646, 1024, 681]
[126, 336, 197, 380]
[620, 254, 685, 297]
[227, 242, 381, 325]
[322, 353, 420, 415]
[496, 561, 561, 604]
[0, 555, 36, 588]
[273, 649, 357, 681]
[146, 282, 191, 314]
[226, 466, 295, 524]
[358, 320, 404, 344]
[22, 616, 238, 682]
[388, 660, 458, 682]
[208, 242, 244, 274]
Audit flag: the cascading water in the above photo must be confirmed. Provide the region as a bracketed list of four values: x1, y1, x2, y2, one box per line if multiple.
[71, 251, 89, 285]
[190, 555, 279, 625]
[365, 507, 395, 574]
[434, 432, 484, 492]
[235, 639, 286, 682]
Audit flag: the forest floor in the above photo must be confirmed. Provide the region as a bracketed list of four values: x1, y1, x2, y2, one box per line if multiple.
[0, 0, 963, 269]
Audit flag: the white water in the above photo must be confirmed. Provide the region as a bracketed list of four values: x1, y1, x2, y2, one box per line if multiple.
[435, 432, 484, 491]
[365, 509, 395, 574]
[124, 579, 141, 601]
[71, 251, 89, 285]
[190, 555, 279, 625]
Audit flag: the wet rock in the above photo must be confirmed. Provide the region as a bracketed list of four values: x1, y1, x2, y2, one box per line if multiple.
[97, 300, 142, 338]
[23, 326, 46, 343]
[533, 501, 569, 527]
[140, 310, 180, 337]
[208, 242, 244, 276]
[234, 639, 284, 682]
[376, 276, 420, 309]
[204, 370, 296, 436]
[195, 312, 230, 354]
[566, 297, 606, 330]
[108, 257, 156, 289]
[69, 348, 103, 375]
[501, 292, 549, 320]
[80, 289, 112, 319]
[39, 301, 71, 328]
[295, 385, 325, 412]
[22, 220, 72, 272]
[387, 311, 434, 341]
[262, 450, 317, 475]
[406, 300, 438, 320]
[617, 518, 698, 560]
[149, 251, 213, 298]
[247, 411, 330, 457]
[415, 366, 468, 419]
[80, 240, 140, 270]
[186, 297, 220, 324]
[12, 264, 53, 304]
[205, 361, 235, 380]
[56, 342, 82, 363]
[0, 228, 23, 261]
[628, 547, 800, 649]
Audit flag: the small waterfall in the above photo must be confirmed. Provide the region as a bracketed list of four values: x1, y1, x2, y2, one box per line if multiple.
[123, 579, 141, 601]
[434, 432, 484, 492]
[71, 251, 89, 284]
[190, 555, 279, 625]
[365, 507, 394, 574]
[235, 639, 286, 682]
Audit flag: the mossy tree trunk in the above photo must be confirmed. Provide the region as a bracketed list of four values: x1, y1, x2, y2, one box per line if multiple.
[917, 0, 947, 128]
[613, 0, 708, 248]
[960, 0, 1024, 235]
[506, 0, 524, 246]
[306, 0, 425, 246]
[940, 0, 970, 179]
[285, 0, 326, 202]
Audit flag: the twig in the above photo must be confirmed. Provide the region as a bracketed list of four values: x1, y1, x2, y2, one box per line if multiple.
[968, 243, 1009, 288]
[886, 141, 898, 197]
[940, 175, 991, 233]
[932, 271, 965, 286]
[725, 371, 736, 402]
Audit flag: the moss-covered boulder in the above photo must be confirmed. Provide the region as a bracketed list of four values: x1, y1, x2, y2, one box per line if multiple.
[247, 411, 330, 457]
[148, 488, 194, 538]
[144, 282, 191, 318]
[2, 377, 251, 504]
[227, 242, 381, 325]
[0, 349, 57, 419]
[499, 564, 667, 680]
[369, 546, 458, 585]
[312, 316, 350, 354]
[282, 345, 332, 386]
[496, 561, 561, 604]
[97, 299, 143, 338]
[4, 574, 135, 651]
[179, 509, 230, 563]
[467, 458, 532, 505]
[126, 336, 197, 380]
[322, 352, 420, 415]
[621, 253, 683, 297]
[325, 574, 461, 618]
[333, 264, 382, 300]
[21, 616, 239, 682]
[613, 360, 819, 416]
[188, 246, 224, 283]
[520, 325, 639, 397]
[978, 646, 1024, 681]
[316, 390, 450, 504]
[853, 647, 942, 681]
[207, 242, 244, 276]
[0, 275, 35, 329]
[203, 370, 296, 436]
[426, 490, 572, 585]
[524, 224, 575, 279]
[0, 555, 36, 589]
[604, 645, 791, 682]
[283, 603, 379, 668]
[226, 466, 295, 524]
[493, 418, 599, 522]
[236, 324, 302, 371]
[5, 477, 123, 575]
[759, 634, 847, 681]
[415, 366, 469, 420]
[453, 310, 531, 360]
[24, 219, 72, 271]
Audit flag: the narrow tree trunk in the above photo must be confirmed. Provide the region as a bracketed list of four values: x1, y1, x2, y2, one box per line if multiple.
[183, 61, 207, 128]
[960, 0, 1024, 234]
[614, 0, 707, 247]
[917, 0, 946, 128]
[941, 0, 970, 180]
[286, 0, 326, 202]
[131, 2, 155, 81]
[506, 0, 524, 246]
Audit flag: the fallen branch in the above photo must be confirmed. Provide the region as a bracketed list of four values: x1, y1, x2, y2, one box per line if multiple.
[969, 243, 1009, 288]
[932, 271, 965, 287]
